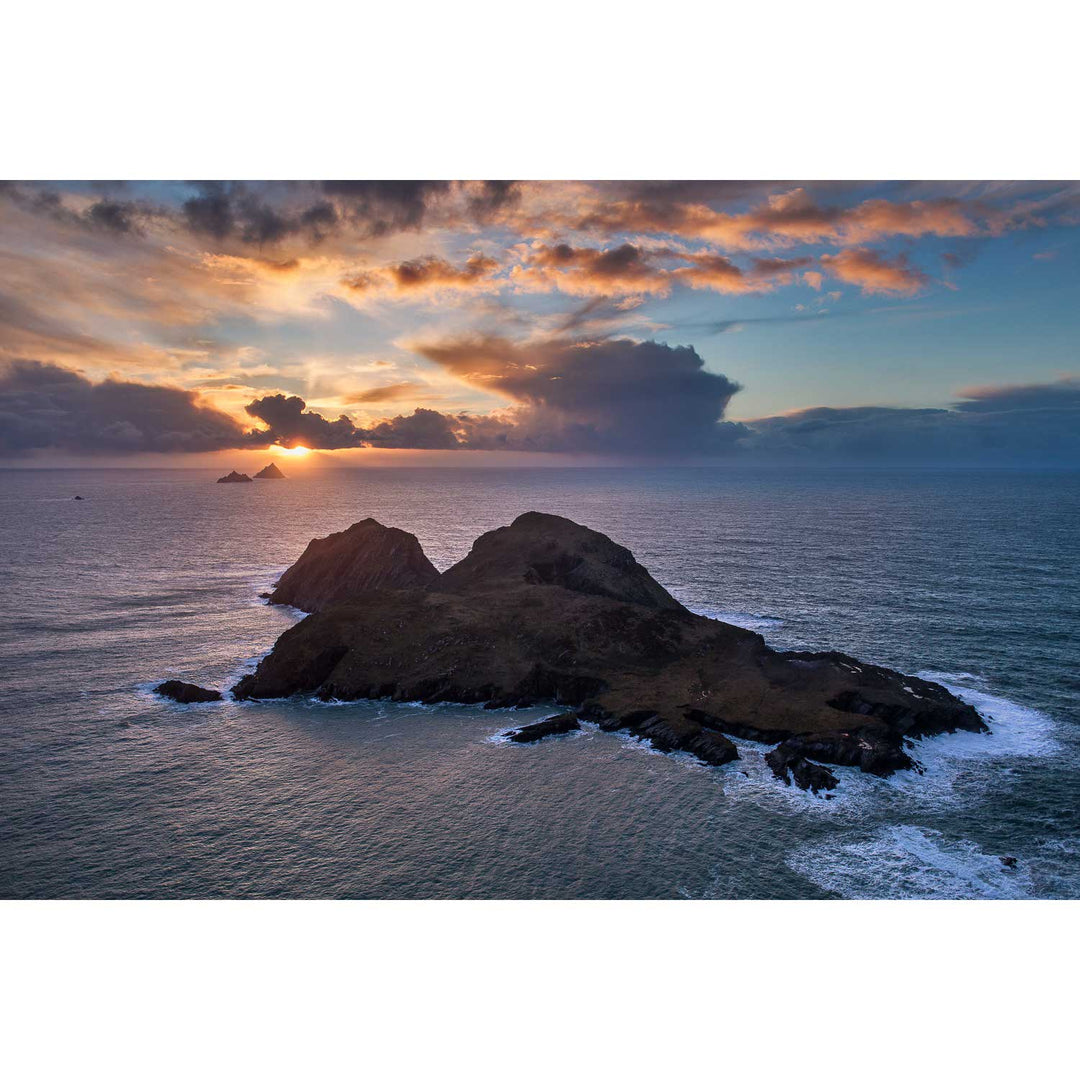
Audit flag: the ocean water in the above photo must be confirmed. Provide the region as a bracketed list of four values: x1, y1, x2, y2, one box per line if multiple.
[1, 465, 1078, 899]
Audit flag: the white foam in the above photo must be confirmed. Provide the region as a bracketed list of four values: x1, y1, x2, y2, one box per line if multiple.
[716, 736, 879, 813]
[706, 669, 1064, 811]
[913, 671, 1061, 760]
[787, 824, 1035, 899]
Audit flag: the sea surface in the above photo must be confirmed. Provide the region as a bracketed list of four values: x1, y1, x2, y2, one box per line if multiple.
[1, 465, 1078, 899]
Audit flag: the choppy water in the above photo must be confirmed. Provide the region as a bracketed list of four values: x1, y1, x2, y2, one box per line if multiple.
[1, 466, 1077, 899]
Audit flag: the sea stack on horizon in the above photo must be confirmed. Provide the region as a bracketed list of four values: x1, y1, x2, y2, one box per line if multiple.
[254, 462, 286, 479]
[216, 470, 253, 483]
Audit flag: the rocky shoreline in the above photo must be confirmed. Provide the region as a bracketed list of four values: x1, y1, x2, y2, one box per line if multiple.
[162, 512, 989, 792]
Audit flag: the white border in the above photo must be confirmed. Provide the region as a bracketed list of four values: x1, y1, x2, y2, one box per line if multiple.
[3, 4, 1078, 1074]
[3, 2, 1077, 179]
[3, 899, 1078, 1077]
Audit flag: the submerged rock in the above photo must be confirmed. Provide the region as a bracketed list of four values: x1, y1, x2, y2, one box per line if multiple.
[254, 462, 286, 479]
[216, 471, 252, 483]
[267, 518, 440, 612]
[228, 511, 987, 786]
[155, 680, 222, 703]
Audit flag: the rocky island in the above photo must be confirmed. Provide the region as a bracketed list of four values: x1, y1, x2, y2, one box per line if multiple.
[216, 470, 252, 483]
[254, 462, 286, 479]
[218, 512, 988, 793]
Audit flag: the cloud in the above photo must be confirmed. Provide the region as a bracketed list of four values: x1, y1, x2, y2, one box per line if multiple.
[741, 376, 1080, 464]
[182, 182, 338, 246]
[0, 359, 251, 457]
[0, 290, 173, 368]
[363, 407, 465, 449]
[512, 243, 670, 297]
[11, 354, 1079, 467]
[243, 393, 364, 450]
[342, 253, 500, 296]
[343, 381, 429, 404]
[673, 253, 813, 293]
[411, 335, 746, 453]
[85, 199, 141, 235]
[953, 375, 1080, 412]
[819, 247, 930, 295]
[318, 180, 520, 237]
[554, 184, 1011, 251]
[511, 244, 811, 298]
[243, 336, 745, 455]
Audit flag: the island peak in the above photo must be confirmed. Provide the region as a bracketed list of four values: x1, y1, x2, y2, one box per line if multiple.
[267, 517, 439, 611]
[436, 510, 685, 611]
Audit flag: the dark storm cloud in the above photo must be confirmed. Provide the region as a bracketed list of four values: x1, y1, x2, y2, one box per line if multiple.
[319, 180, 450, 232]
[412, 336, 746, 454]
[182, 182, 234, 239]
[10, 356, 1079, 465]
[321, 180, 521, 235]
[741, 378, 1080, 464]
[0, 359, 252, 457]
[243, 393, 364, 450]
[465, 180, 522, 219]
[85, 199, 140, 234]
[181, 182, 339, 246]
[172, 180, 518, 247]
[241, 337, 745, 455]
[243, 392, 516, 452]
[363, 407, 463, 449]
[0, 182, 157, 237]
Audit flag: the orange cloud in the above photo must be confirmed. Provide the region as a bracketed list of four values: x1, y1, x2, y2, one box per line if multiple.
[343, 380, 429, 404]
[672, 253, 813, 293]
[551, 186, 991, 252]
[342, 253, 499, 296]
[512, 244, 812, 298]
[819, 248, 930, 296]
[511, 243, 671, 297]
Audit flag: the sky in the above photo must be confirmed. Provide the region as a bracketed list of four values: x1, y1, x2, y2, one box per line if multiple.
[1, 179, 1078, 466]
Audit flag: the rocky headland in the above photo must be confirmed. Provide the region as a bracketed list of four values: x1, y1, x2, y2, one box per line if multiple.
[222, 512, 987, 792]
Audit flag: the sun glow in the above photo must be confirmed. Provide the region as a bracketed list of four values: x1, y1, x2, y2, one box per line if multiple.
[275, 445, 312, 458]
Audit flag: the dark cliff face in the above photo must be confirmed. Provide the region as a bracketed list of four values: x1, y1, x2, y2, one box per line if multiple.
[268, 518, 440, 612]
[229, 512, 988, 791]
[436, 511, 685, 612]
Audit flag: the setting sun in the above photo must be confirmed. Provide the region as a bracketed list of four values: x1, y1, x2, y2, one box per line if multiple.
[275, 445, 311, 458]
